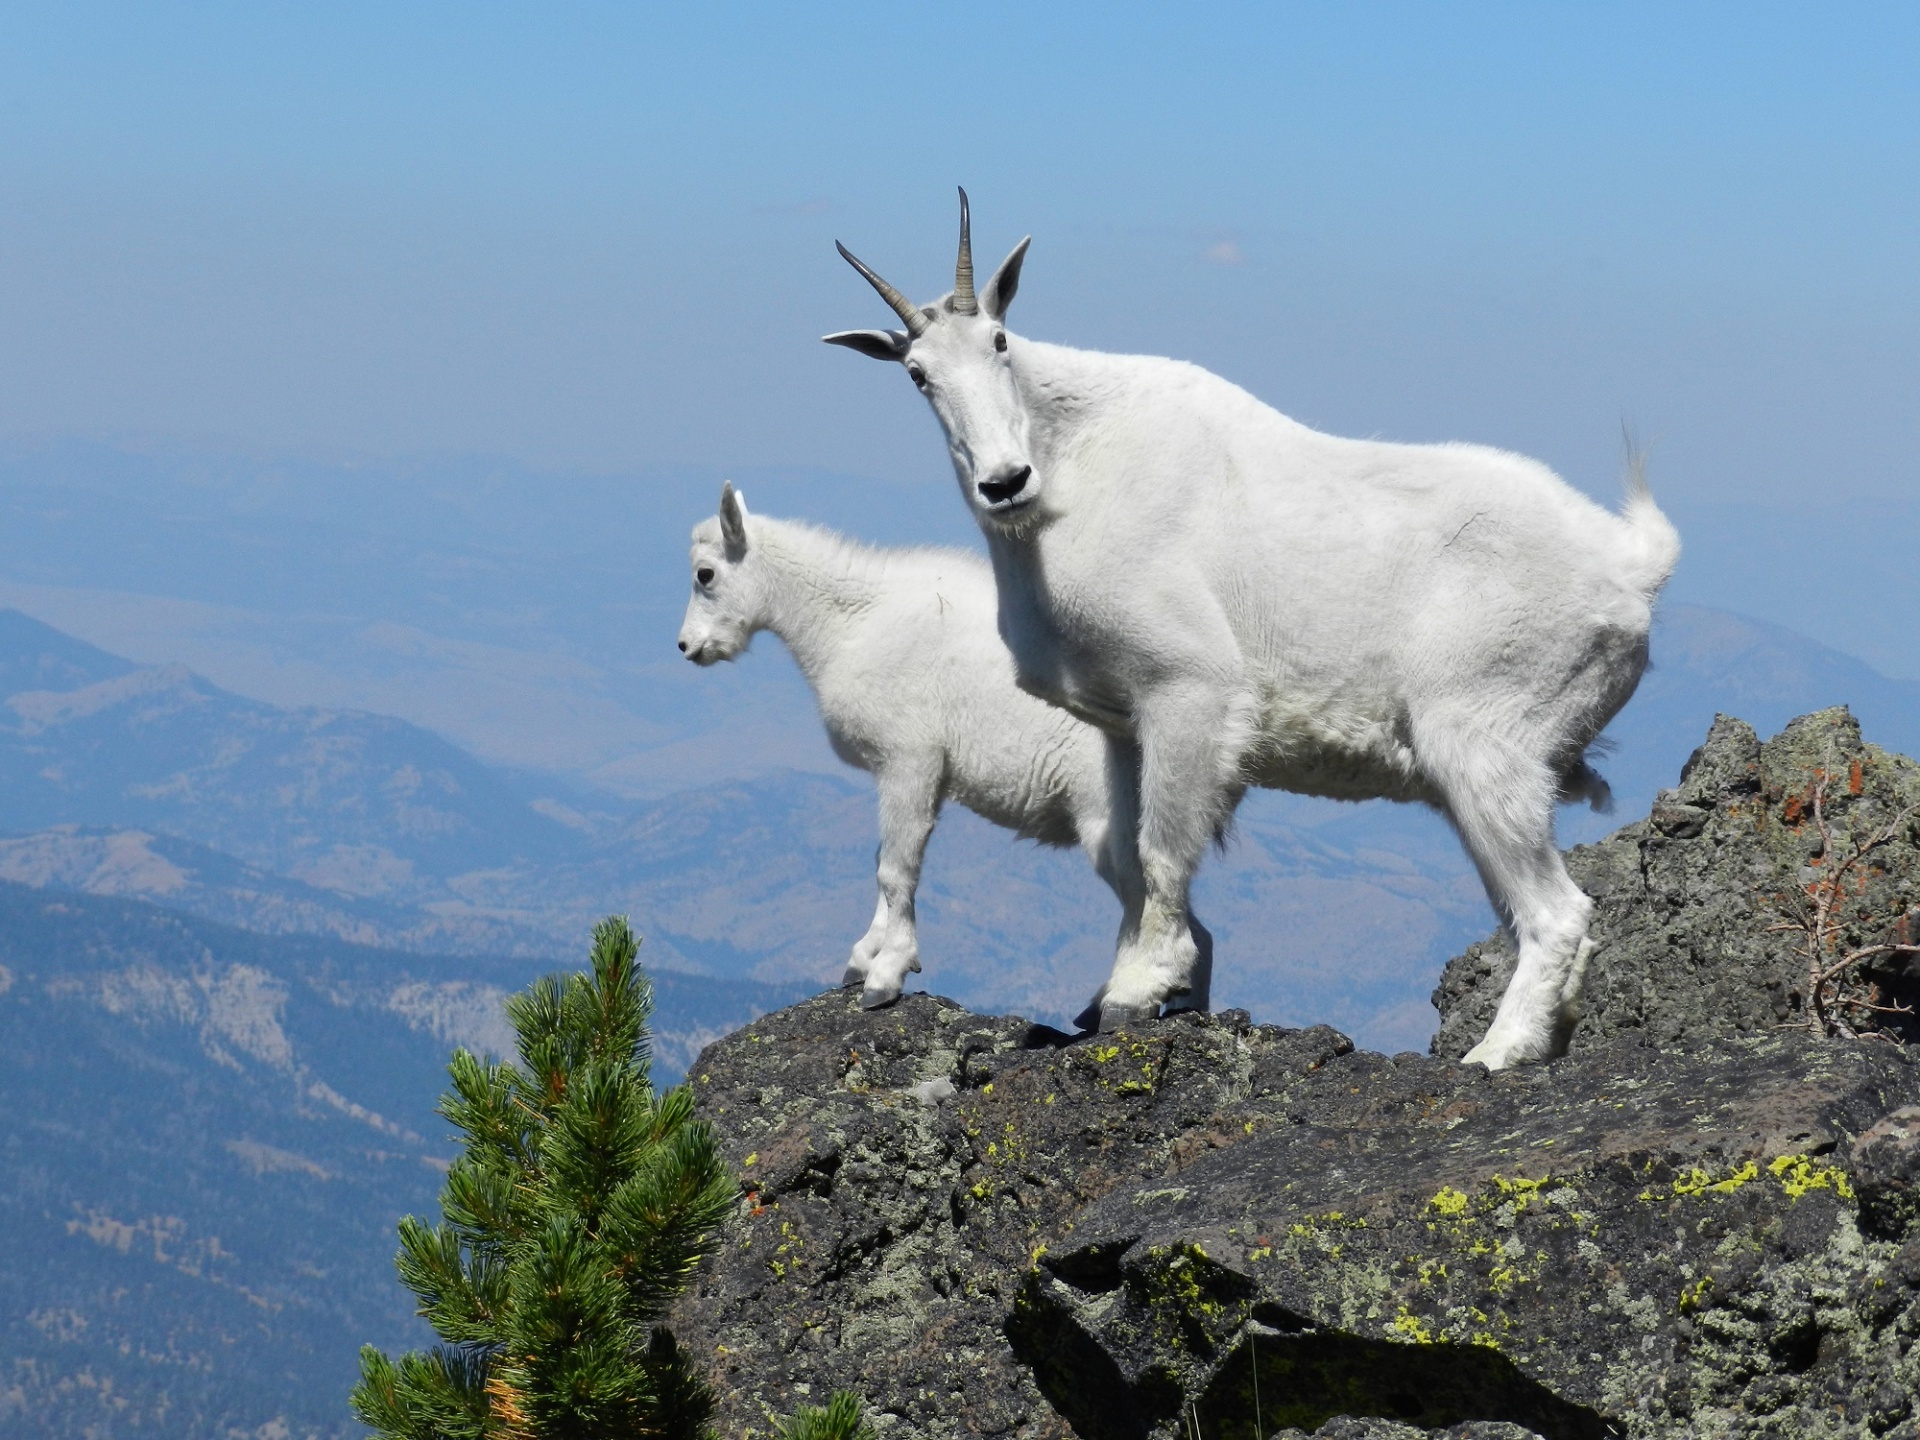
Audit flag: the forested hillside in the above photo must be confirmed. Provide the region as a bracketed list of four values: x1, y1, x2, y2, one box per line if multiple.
[0, 879, 796, 1438]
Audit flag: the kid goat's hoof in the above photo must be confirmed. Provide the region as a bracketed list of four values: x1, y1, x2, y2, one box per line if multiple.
[840, 965, 866, 989]
[859, 984, 902, 1011]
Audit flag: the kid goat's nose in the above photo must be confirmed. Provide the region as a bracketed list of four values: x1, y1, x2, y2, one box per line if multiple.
[978, 465, 1030, 505]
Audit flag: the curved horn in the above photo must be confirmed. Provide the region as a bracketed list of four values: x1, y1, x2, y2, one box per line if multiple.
[952, 186, 977, 315]
[835, 241, 929, 337]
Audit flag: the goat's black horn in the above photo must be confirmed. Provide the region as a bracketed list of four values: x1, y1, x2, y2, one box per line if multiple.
[952, 187, 977, 316]
[835, 241, 929, 337]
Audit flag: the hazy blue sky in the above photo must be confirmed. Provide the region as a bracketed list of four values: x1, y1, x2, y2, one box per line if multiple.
[1, 3, 1915, 508]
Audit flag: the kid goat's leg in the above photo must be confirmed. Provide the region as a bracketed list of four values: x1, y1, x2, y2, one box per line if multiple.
[1072, 736, 1148, 1031]
[857, 761, 943, 1010]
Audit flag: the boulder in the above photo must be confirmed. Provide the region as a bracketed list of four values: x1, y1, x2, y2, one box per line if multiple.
[672, 711, 1920, 1440]
[1023, 1034, 1920, 1440]
[673, 992, 1920, 1439]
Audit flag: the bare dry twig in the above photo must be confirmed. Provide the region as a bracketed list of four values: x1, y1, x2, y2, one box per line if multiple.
[1766, 750, 1920, 1040]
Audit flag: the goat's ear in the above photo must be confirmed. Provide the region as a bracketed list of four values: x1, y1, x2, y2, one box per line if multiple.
[822, 329, 911, 362]
[982, 237, 1031, 321]
[719, 482, 749, 557]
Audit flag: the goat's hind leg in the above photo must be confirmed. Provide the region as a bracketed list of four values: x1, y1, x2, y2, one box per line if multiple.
[1163, 913, 1214, 1014]
[1424, 724, 1593, 1069]
[842, 894, 890, 988]
[856, 761, 942, 1010]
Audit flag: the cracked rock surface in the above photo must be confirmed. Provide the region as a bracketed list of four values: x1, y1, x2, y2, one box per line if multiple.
[672, 711, 1920, 1440]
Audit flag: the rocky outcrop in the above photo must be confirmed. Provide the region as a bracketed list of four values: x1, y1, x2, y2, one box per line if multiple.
[674, 995, 1920, 1439]
[674, 995, 1347, 1438]
[673, 711, 1920, 1440]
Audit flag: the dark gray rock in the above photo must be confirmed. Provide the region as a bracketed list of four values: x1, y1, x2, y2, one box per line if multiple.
[674, 992, 1920, 1439]
[1022, 1035, 1920, 1440]
[673, 993, 1355, 1439]
[672, 710, 1920, 1440]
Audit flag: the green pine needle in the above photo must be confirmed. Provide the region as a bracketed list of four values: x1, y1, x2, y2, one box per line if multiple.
[776, 1391, 878, 1440]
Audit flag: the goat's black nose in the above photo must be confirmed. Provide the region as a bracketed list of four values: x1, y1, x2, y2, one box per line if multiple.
[978, 465, 1031, 505]
[677, 640, 688, 653]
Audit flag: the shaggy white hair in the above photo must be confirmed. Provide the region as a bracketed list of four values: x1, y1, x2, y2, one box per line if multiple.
[826, 194, 1679, 1067]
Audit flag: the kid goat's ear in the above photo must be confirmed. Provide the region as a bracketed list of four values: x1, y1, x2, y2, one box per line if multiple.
[822, 329, 912, 362]
[982, 237, 1031, 322]
[719, 482, 749, 557]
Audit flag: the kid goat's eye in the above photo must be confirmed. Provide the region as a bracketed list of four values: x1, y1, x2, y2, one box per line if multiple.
[696, 567, 715, 586]
[994, 332, 1008, 353]
[908, 367, 928, 389]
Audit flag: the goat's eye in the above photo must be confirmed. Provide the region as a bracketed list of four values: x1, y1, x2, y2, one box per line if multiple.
[994, 332, 1008, 353]
[696, 567, 715, 587]
[908, 367, 928, 390]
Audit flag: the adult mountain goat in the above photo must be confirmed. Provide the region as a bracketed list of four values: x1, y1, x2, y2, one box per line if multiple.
[677, 483, 1211, 1018]
[825, 192, 1679, 1069]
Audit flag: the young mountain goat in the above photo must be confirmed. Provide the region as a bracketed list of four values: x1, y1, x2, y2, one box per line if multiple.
[676, 483, 1211, 1016]
[825, 192, 1680, 1068]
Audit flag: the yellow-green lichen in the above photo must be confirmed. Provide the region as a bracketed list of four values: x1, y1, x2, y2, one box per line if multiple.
[1678, 1275, 1715, 1313]
[1429, 1186, 1470, 1216]
[1136, 1243, 1250, 1351]
[1491, 1175, 1552, 1212]
[1391, 1306, 1435, 1344]
[1673, 1161, 1759, 1198]
[1769, 1154, 1855, 1200]
[1638, 1154, 1855, 1204]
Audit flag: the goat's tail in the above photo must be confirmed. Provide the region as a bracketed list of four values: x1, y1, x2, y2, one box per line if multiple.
[1557, 756, 1615, 815]
[1616, 440, 1682, 601]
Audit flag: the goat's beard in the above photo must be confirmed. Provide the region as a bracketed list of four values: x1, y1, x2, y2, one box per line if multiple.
[975, 498, 1049, 542]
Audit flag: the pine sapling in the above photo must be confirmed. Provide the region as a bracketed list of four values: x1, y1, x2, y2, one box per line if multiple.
[352, 916, 735, 1439]
[775, 1391, 878, 1440]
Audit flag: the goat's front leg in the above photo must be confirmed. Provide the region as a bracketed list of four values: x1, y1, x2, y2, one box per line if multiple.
[1072, 735, 1147, 1030]
[1096, 685, 1248, 1030]
[1071, 735, 1218, 1030]
[856, 760, 942, 1010]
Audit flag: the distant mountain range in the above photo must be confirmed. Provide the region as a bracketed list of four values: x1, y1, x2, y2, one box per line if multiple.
[2, 601, 1918, 1041]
